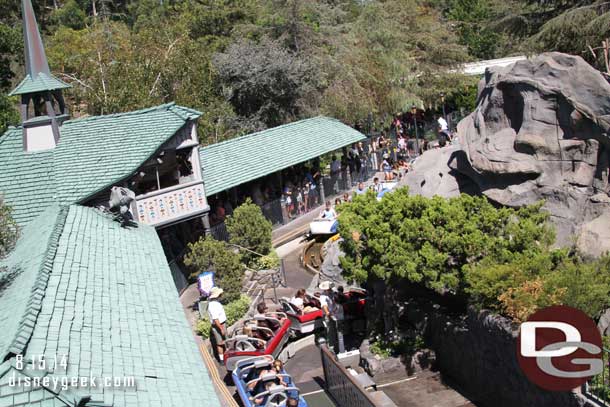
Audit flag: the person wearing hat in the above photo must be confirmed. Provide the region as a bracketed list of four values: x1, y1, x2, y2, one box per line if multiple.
[319, 281, 345, 352]
[208, 287, 227, 362]
[319, 281, 334, 318]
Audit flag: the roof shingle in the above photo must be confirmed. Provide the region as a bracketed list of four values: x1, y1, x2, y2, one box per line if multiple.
[0, 103, 201, 226]
[200, 116, 366, 196]
[0, 205, 220, 406]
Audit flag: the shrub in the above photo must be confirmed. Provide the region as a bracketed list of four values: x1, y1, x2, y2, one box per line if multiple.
[184, 237, 243, 303]
[467, 250, 610, 321]
[255, 249, 280, 270]
[226, 198, 273, 265]
[196, 319, 212, 338]
[338, 188, 553, 296]
[225, 294, 251, 325]
[338, 187, 610, 322]
[370, 335, 425, 358]
[498, 278, 566, 323]
[196, 294, 251, 339]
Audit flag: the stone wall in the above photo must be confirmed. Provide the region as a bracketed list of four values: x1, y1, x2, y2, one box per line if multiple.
[426, 306, 594, 407]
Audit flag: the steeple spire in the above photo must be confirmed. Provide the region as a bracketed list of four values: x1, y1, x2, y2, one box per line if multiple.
[10, 0, 71, 152]
[22, 0, 51, 78]
[10, 0, 70, 97]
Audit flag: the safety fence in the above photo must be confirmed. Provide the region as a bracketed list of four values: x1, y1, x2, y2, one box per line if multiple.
[209, 221, 230, 242]
[585, 347, 610, 405]
[320, 344, 378, 407]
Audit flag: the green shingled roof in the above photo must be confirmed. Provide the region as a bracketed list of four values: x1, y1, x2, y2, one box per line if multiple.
[200, 116, 366, 196]
[0, 206, 64, 362]
[9, 73, 71, 96]
[0, 103, 202, 226]
[0, 205, 220, 407]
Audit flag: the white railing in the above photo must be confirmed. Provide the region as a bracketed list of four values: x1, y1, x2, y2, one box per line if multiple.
[135, 180, 209, 227]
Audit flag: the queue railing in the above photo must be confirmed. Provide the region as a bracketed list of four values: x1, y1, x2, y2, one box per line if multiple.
[320, 344, 378, 407]
[585, 347, 610, 405]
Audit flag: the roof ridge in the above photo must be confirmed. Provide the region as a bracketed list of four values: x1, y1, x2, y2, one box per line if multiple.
[200, 116, 335, 150]
[63, 102, 178, 125]
[168, 104, 203, 120]
[5, 206, 69, 359]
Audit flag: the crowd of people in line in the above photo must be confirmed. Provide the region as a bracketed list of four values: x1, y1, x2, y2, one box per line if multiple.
[207, 113, 455, 229]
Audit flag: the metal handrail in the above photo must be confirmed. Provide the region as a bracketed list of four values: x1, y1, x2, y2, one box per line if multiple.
[135, 178, 204, 200]
[585, 346, 610, 406]
[320, 344, 378, 407]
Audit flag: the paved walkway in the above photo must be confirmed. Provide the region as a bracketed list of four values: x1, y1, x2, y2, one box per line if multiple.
[380, 372, 476, 407]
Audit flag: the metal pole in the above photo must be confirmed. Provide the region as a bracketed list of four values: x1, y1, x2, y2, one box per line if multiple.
[413, 115, 420, 156]
[441, 93, 448, 133]
[272, 273, 278, 304]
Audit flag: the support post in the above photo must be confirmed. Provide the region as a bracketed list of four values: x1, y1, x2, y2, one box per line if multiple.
[201, 213, 211, 237]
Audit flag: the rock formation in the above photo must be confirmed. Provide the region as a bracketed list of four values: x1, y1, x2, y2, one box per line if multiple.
[404, 52, 610, 256]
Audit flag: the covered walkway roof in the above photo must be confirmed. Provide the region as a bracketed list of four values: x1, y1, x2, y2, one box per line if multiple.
[200, 116, 366, 196]
[457, 55, 527, 76]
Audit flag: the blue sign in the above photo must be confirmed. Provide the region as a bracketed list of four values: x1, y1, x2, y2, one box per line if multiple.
[197, 271, 215, 296]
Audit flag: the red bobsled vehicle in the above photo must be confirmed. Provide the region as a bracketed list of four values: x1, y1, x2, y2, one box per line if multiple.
[224, 312, 291, 371]
[279, 287, 367, 335]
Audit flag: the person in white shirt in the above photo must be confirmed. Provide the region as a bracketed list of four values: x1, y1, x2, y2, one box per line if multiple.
[290, 289, 317, 313]
[320, 201, 337, 220]
[207, 287, 227, 362]
[355, 181, 366, 195]
[319, 281, 334, 318]
[319, 281, 344, 352]
[437, 115, 448, 132]
[372, 177, 383, 194]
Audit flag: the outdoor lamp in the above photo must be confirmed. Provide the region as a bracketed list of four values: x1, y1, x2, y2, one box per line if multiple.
[411, 105, 416, 115]
[440, 92, 445, 103]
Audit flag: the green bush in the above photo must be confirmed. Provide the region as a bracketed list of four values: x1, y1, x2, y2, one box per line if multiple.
[184, 237, 243, 303]
[225, 294, 252, 325]
[338, 188, 610, 322]
[467, 250, 610, 321]
[338, 188, 553, 296]
[370, 335, 425, 358]
[196, 319, 212, 338]
[196, 294, 251, 339]
[255, 249, 280, 270]
[226, 198, 273, 265]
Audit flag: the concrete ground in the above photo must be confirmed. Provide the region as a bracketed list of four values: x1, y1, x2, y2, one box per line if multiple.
[380, 372, 476, 407]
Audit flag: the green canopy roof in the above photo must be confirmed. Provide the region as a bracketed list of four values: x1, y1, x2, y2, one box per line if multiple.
[0, 205, 220, 407]
[200, 116, 366, 196]
[0, 103, 201, 226]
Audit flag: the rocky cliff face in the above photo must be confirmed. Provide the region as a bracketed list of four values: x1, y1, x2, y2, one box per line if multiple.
[404, 52, 610, 256]
[427, 307, 594, 407]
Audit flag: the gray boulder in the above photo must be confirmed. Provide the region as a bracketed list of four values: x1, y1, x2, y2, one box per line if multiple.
[405, 52, 610, 256]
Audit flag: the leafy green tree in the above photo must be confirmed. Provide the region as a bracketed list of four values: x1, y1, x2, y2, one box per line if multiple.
[50, 0, 87, 30]
[213, 37, 321, 129]
[447, 0, 502, 59]
[0, 22, 22, 90]
[338, 188, 553, 296]
[0, 198, 18, 259]
[184, 236, 243, 303]
[0, 93, 18, 135]
[226, 198, 273, 265]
